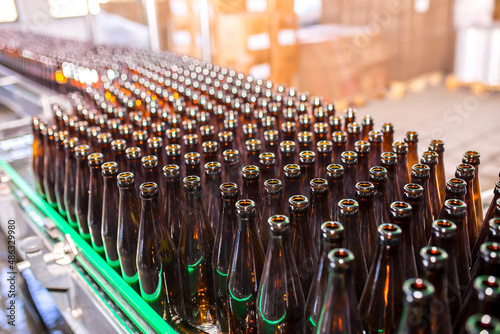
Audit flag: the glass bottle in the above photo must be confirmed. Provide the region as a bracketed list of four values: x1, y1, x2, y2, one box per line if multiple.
[242, 165, 261, 210]
[281, 121, 296, 142]
[162, 165, 184, 248]
[133, 130, 148, 154]
[179, 176, 216, 326]
[147, 137, 166, 168]
[259, 152, 277, 182]
[404, 131, 419, 171]
[223, 149, 241, 187]
[466, 242, 500, 301]
[304, 222, 344, 334]
[97, 132, 114, 162]
[369, 166, 391, 226]
[439, 199, 472, 295]
[428, 219, 462, 317]
[341, 151, 358, 200]
[355, 140, 370, 182]
[317, 248, 363, 334]
[126, 147, 144, 192]
[343, 108, 356, 132]
[313, 122, 329, 145]
[87, 126, 102, 149]
[203, 162, 222, 232]
[381, 152, 401, 204]
[137, 182, 184, 319]
[260, 179, 284, 250]
[381, 122, 394, 153]
[43, 126, 58, 206]
[328, 116, 342, 133]
[184, 152, 202, 177]
[397, 278, 435, 334]
[356, 181, 378, 268]
[88, 153, 105, 254]
[111, 139, 128, 172]
[475, 182, 500, 252]
[411, 163, 435, 239]
[359, 224, 405, 334]
[166, 144, 183, 176]
[264, 130, 280, 160]
[332, 131, 347, 165]
[74, 145, 91, 240]
[227, 199, 265, 333]
[63, 137, 79, 228]
[390, 201, 418, 280]
[55, 131, 68, 215]
[421, 151, 442, 221]
[101, 162, 120, 270]
[316, 140, 332, 180]
[212, 183, 238, 332]
[393, 142, 410, 195]
[339, 199, 368, 299]
[443, 178, 467, 201]
[246, 139, 261, 166]
[368, 130, 383, 168]
[473, 218, 500, 265]
[463, 151, 483, 227]
[346, 122, 361, 152]
[403, 184, 427, 261]
[361, 115, 374, 142]
[429, 140, 446, 204]
[119, 124, 134, 147]
[420, 246, 453, 334]
[298, 131, 313, 153]
[202, 141, 219, 166]
[257, 215, 305, 333]
[32, 117, 44, 197]
[219, 131, 234, 152]
[183, 134, 199, 153]
[117, 172, 140, 289]
[464, 314, 500, 334]
[279, 141, 297, 180]
[326, 164, 345, 221]
[299, 151, 316, 197]
[309, 178, 330, 246]
[456, 163, 479, 249]
[289, 195, 317, 296]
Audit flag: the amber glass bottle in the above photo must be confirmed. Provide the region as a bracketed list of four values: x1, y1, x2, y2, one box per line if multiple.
[101, 162, 120, 270]
[339, 199, 367, 300]
[184, 152, 202, 178]
[178, 176, 216, 326]
[359, 224, 404, 334]
[298, 131, 313, 152]
[404, 131, 419, 171]
[227, 199, 264, 333]
[317, 248, 363, 334]
[369, 166, 391, 225]
[473, 218, 500, 265]
[421, 151, 442, 220]
[464, 314, 500, 333]
[355, 140, 370, 182]
[466, 242, 500, 301]
[381, 152, 401, 203]
[279, 141, 296, 179]
[463, 151, 483, 226]
[257, 215, 305, 333]
[341, 151, 358, 199]
[420, 246, 453, 334]
[88, 153, 105, 254]
[429, 140, 446, 204]
[203, 162, 222, 232]
[397, 278, 435, 334]
[403, 183, 427, 259]
[63, 137, 79, 228]
[147, 137, 165, 168]
[212, 182, 238, 332]
[32, 117, 44, 197]
[309, 178, 330, 246]
[381, 122, 394, 153]
[283, 164, 301, 204]
[356, 181, 378, 268]
[43, 126, 57, 206]
[299, 151, 316, 197]
[361, 115, 374, 142]
[117, 172, 140, 289]
[368, 130, 383, 168]
[304, 222, 344, 334]
[111, 139, 128, 172]
[316, 140, 332, 180]
[202, 141, 219, 166]
[126, 147, 144, 192]
[393, 142, 410, 195]
[332, 131, 347, 165]
[456, 163, 479, 249]
[74, 145, 91, 240]
[326, 164, 345, 221]
[246, 139, 261, 167]
[55, 130, 68, 215]
[97, 132, 114, 162]
[411, 163, 434, 238]
[344, 108, 356, 132]
[347, 122, 361, 152]
[166, 144, 182, 175]
[390, 201, 418, 280]
[163, 165, 184, 248]
[260, 179, 284, 250]
[242, 165, 261, 210]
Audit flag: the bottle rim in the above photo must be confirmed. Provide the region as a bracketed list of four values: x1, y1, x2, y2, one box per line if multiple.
[420, 246, 448, 268]
[403, 278, 435, 304]
[125, 147, 142, 159]
[339, 199, 359, 214]
[289, 195, 309, 210]
[75, 144, 90, 158]
[102, 161, 118, 175]
[354, 140, 370, 153]
[117, 172, 135, 186]
[321, 221, 344, 241]
[432, 219, 457, 237]
[111, 139, 127, 151]
[328, 248, 354, 272]
[140, 182, 158, 197]
[88, 152, 104, 166]
[268, 215, 290, 234]
[142, 155, 158, 168]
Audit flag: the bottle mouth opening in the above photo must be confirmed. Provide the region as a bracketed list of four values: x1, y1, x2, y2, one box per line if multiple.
[356, 182, 374, 192]
[299, 150, 315, 160]
[448, 178, 467, 186]
[404, 183, 423, 194]
[289, 195, 309, 208]
[75, 145, 90, 157]
[140, 182, 158, 196]
[242, 165, 259, 178]
[111, 139, 127, 151]
[126, 147, 142, 159]
[391, 201, 412, 212]
[409, 278, 431, 292]
[183, 176, 201, 186]
[484, 243, 499, 253]
[445, 199, 467, 210]
[480, 276, 499, 289]
[269, 215, 289, 228]
[185, 152, 201, 164]
[379, 224, 402, 241]
[264, 179, 282, 191]
[317, 140, 332, 152]
[236, 199, 255, 212]
[473, 315, 496, 330]
[280, 141, 296, 152]
[88, 153, 104, 165]
[368, 130, 383, 142]
[202, 141, 219, 153]
[204, 162, 221, 172]
[102, 161, 118, 174]
[382, 123, 394, 132]
[327, 164, 344, 175]
[163, 164, 180, 175]
[421, 151, 438, 164]
[332, 248, 350, 258]
[321, 221, 344, 235]
[142, 155, 158, 167]
[220, 182, 238, 193]
[354, 141, 370, 153]
[405, 131, 418, 142]
[284, 164, 301, 175]
[369, 166, 387, 177]
[118, 172, 135, 185]
[332, 131, 347, 143]
[310, 178, 328, 188]
[339, 199, 358, 211]
[223, 149, 239, 162]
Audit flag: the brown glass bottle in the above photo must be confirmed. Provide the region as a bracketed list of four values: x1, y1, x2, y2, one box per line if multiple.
[339, 199, 368, 300]
[166, 128, 181, 146]
[138, 182, 184, 319]
[133, 130, 149, 154]
[117, 172, 140, 289]
[126, 147, 144, 192]
[289, 195, 317, 296]
[361, 115, 374, 142]
[257, 215, 305, 333]
[403, 184, 427, 261]
[299, 151, 316, 197]
[281, 121, 296, 142]
[162, 165, 184, 248]
[119, 124, 134, 147]
[381, 152, 401, 204]
[316, 140, 332, 180]
[343, 108, 356, 132]
[242, 165, 261, 209]
[341, 151, 358, 200]
[420, 246, 453, 334]
[166, 144, 183, 175]
[411, 163, 434, 239]
[369, 166, 391, 225]
[359, 224, 404, 334]
[201, 141, 219, 166]
[245, 139, 261, 167]
[464, 314, 500, 334]
[213, 183, 238, 332]
[463, 151, 483, 227]
[184, 152, 202, 178]
[456, 163, 479, 249]
[86, 126, 101, 149]
[466, 242, 500, 302]
[63, 137, 79, 228]
[429, 140, 446, 204]
[397, 278, 435, 334]
[421, 151, 442, 221]
[439, 199, 472, 295]
[355, 140, 370, 182]
[298, 131, 313, 153]
[219, 131, 234, 152]
[309, 178, 330, 247]
[88, 153, 105, 254]
[227, 199, 265, 333]
[97, 132, 114, 162]
[74, 145, 91, 240]
[111, 139, 128, 172]
[203, 162, 222, 232]
[475, 181, 500, 249]
[368, 130, 383, 168]
[332, 131, 347, 165]
[264, 130, 280, 161]
[404, 131, 419, 171]
[101, 162, 120, 270]
[260, 179, 284, 250]
[381, 122, 394, 153]
[390, 201, 418, 280]
[54, 130, 68, 215]
[473, 218, 500, 266]
[259, 152, 277, 182]
[326, 164, 345, 221]
[428, 219, 462, 318]
[317, 248, 364, 334]
[305, 222, 344, 334]
[179, 176, 216, 326]
[393, 142, 410, 195]
[223, 149, 241, 187]
[279, 141, 297, 180]
[43, 126, 58, 206]
[346, 122, 361, 152]
[356, 182, 378, 268]
[147, 137, 166, 168]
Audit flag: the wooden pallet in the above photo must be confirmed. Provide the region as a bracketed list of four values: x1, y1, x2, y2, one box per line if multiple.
[387, 71, 444, 99]
[445, 74, 500, 95]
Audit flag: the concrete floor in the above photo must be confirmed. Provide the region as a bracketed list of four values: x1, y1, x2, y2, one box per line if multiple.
[357, 84, 500, 197]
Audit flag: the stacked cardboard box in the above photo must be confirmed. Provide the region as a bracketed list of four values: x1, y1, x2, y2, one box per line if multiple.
[297, 25, 389, 102]
[322, 0, 455, 81]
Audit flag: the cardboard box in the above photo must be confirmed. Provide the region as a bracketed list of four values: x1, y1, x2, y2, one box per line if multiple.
[270, 13, 298, 85]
